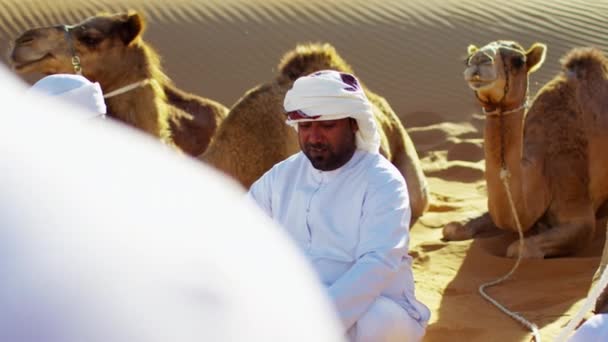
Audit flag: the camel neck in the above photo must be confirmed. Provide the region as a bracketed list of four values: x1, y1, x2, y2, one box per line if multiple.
[483, 105, 526, 229]
[483, 108, 524, 168]
[99, 43, 167, 94]
[100, 45, 171, 142]
[105, 82, 170, 142]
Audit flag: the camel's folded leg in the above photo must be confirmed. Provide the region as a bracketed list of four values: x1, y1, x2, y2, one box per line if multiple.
[442, 212, 496, 241]
[506, 213, 595, 259]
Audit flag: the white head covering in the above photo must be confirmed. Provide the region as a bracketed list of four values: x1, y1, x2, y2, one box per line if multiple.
[28, 74, 106, 118]
[283, 70, 380, 153]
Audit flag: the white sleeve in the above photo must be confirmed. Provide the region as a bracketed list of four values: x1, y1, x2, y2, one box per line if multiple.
[568, 314, 608, 342]
[327, 173, 411, 330]
[247, 169, 274, 218]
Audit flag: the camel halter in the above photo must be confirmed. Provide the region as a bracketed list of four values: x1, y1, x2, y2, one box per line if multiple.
[473, 44, 529, 119]
[474, 47, 541, 342]
[482, 101, 528, 117]
[62, 25, 82, 75]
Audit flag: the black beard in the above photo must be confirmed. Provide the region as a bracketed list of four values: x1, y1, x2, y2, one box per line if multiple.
[304, 143, 355, 171]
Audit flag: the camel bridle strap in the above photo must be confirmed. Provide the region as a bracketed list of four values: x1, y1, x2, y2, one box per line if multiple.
[474, 46, 528, 118]
[497, 48, 511, 171]
[475, 46, 542, 342]
[62, 25, 82, 75]
[103, 79, 153, 99]
[482, 101, 528, 116]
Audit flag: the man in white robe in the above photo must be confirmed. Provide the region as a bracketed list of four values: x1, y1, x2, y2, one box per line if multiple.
[248, 70, 430, 342]
[568, 313, 608, 342]
[567, 281, 608, 341]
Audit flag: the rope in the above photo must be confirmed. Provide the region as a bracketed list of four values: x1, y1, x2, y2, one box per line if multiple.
[478, 168, 541, 342]
[554, 221, 608, 342]
[104, 79, 152, 99]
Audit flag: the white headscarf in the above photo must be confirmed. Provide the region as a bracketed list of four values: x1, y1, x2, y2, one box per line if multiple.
[283, 70, 380, 153]
[28, 74, 106, 118]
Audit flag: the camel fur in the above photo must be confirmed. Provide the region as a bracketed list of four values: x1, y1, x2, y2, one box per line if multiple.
[9, 10, 228, 156]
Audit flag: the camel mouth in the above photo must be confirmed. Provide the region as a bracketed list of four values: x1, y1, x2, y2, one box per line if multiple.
[11, 53, 52, 72]
[466, 79, 495, 91]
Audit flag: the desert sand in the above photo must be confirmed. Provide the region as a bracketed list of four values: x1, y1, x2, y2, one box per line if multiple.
[2, 0, 608, 340]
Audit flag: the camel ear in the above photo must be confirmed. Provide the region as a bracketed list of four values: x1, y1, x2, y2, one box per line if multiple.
[118, 11, 145, 45]
[526, 43, 546, 73]
[467, 45, 479, 55]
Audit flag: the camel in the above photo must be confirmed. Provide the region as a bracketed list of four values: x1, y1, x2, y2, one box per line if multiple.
[443, 40, 608, 258]
[199, 43, 429, 221]
[9, 10, 228, 156]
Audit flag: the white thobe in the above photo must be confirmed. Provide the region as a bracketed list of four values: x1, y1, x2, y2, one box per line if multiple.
[249, 150, 430, 340]
[568, 314, 608, 342]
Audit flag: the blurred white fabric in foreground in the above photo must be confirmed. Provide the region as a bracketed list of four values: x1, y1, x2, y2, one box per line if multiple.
[0, 66, 343, 342]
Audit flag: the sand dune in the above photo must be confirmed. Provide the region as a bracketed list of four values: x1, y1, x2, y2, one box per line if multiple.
[3, 0, 608, 122]
[2, 0, 608, 340]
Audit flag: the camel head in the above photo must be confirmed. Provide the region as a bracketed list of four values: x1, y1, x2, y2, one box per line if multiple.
[277, 43, 354, 82]
[9, 11, 146, 84]
[464, 41, 546, 111]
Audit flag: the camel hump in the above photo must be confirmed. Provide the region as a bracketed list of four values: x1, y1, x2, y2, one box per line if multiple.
[561, 47, 607, 80]
[277, 43, 354, 81]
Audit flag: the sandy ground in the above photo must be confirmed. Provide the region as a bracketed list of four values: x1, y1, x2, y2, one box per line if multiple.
[2, 0, 608, 340]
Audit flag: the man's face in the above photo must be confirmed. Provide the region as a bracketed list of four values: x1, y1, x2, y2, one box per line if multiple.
[297, 118, 357, 171]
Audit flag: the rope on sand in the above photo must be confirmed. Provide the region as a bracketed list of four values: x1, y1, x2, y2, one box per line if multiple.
[478, 168, 541, 342]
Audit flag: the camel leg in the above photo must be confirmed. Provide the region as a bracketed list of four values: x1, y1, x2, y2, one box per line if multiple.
[506, 206, 595, 258]
[507, 144, 595, 258]
[443, 212, 498, 241]
[442, 158, 549, 243]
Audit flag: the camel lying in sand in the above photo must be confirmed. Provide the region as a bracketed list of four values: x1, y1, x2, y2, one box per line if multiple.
[200, 43, 429, 221]
[9, 10, 228, 156]
[443, 41, 608, 258]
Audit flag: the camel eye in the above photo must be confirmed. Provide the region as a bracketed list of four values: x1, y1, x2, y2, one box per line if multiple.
[512, 56, 525, 68]
[80, 35, 102, 47]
